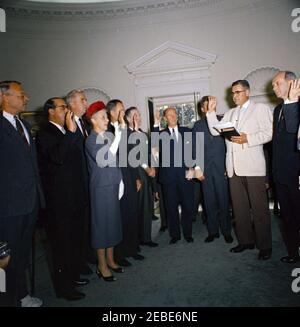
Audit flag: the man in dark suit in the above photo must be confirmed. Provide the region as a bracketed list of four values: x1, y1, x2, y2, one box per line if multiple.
[125, 106, 158, 248]
[106, 100, 144, 267]
[153, 107, 195, 244]
[192, 96, 233, 243]
[65, 89, 95, 273]
[36, 97, 88, 301]
[272, 71, 300, 263]
[0, 81, 44, 306]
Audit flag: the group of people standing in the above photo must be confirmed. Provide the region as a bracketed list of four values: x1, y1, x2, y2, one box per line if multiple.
[0, 69, 299, 307]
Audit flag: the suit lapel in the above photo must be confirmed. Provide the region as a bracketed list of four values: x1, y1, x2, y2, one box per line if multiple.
[1, 113, 30, 149]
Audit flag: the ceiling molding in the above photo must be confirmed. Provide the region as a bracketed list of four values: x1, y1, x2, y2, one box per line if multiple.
[2, 0, 225, 21]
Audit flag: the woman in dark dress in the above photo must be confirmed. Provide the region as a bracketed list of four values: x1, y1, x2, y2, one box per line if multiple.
[85, 103, 125, 281]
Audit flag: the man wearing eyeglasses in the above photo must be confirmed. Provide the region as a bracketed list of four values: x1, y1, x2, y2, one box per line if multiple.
[36, 97, 89, 301]
[206, 80, 273, 260]
[0, 81, 45, 306]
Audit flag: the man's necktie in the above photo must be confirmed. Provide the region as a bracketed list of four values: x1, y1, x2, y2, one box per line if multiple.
[14, 116, 30, 146]
[79, 118, 88, 138]
[278, 104, 284, 124]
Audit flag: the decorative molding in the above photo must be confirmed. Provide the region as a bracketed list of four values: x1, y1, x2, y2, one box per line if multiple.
[126, 41, 217, 79]
[2, 0, 225, 21]
[244, 66, 279, 96]
[125, 41, 215, 130]
[244, 66, 280, 106]
[82, 87, 111, 104]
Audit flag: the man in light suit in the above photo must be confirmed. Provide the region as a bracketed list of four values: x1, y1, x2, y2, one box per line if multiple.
[206, 80, 273, 260]
[0, 81, 45, 306]
[272, 71, 300, 263]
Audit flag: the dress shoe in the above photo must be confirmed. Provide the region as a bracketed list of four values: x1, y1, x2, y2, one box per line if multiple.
[169, 237, 180, 244]
[117, 258, 132, 267]
[224, 235, 234, 244]
[140, 241, 158, 247]
[258, 249, 272, 260]
[107, 265, 125, 273]
[131, 254, 145, 260]
[73, 278, 89, 287]
[57, 290, 85, 301]
[230, 244, 255, 253]
[205, 233, 220, 243]
[160, 226, 167, 232]
[185, 237, 194, 243]
[280, 254, 300, 263]
[96, 269, 116, 282]
[80, 265, 93, 276]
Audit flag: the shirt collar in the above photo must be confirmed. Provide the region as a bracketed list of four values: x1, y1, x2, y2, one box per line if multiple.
[49, 121, 66, 134]
[2, 110, 15, 123]
[239, 99, 250, 110]
[168, 125, 178, 133]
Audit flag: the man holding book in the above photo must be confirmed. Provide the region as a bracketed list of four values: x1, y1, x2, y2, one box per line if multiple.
[206, 80, 273, 260]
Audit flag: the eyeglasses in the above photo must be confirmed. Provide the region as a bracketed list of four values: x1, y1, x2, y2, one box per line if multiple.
[55, 105, 68, 109]
[232, 90, 247, 96]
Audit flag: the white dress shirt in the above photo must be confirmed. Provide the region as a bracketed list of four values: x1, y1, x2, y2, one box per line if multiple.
[49, 121, 66, 134]
[168, 125, 179, 141]
[3, 110, 31, 144]
[236, 99, 250, 130]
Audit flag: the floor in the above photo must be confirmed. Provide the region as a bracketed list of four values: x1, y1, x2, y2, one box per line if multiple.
[31, 212, 300, 307]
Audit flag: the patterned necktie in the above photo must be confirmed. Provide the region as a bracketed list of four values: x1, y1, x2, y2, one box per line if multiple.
[14, 116, 30, 146]
[79, 118, 88, 138]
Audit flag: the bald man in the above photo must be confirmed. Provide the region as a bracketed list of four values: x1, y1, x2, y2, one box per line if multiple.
[272, 71, 300, 263]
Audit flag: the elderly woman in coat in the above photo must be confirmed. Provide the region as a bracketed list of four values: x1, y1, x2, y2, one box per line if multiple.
[85, 102, 125, 282]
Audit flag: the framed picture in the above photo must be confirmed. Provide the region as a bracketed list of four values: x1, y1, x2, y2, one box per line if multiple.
[20, 111, 47, 139]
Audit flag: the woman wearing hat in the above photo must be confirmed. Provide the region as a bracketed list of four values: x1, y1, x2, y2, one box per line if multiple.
[85, 102, 125, 282]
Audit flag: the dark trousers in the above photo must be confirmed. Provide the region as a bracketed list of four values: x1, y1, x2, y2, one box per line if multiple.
[202, 172, 231, 236]
[162, 180, 194, 239]
[0, 205, 38, 306]
[276, 181, 300, 256]
[45, 205, 85, 296]
[229, 174, 272, 250]
[138, 169, 154, 243]
[155, 181, 167, 229]
[81, 205, 96, 265]
[115, 183, 139, 261]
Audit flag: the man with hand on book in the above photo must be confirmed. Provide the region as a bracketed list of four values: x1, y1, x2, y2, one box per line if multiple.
[206, 80, 273, 260]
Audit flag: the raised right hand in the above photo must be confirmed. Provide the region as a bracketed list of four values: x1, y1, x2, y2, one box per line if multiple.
[65, 110, 77, 132]
[207, 96, 217, 112]
[154, 109, 161, 125]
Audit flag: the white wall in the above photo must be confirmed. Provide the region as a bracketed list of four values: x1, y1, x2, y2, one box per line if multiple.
[0, 0, 299, 126]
